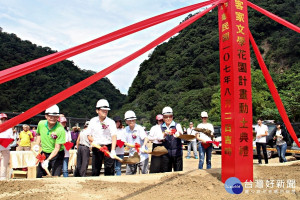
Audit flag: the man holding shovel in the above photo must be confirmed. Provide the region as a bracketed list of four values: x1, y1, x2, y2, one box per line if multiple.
[86, 99, 117, 176]
[34, 105, 66, 178]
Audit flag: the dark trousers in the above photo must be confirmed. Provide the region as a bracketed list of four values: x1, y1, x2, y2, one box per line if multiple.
[256, 142, 268, 164]
[75, 144, 90, 177]
[37, 150, 64, 178]
[91, 144, 115, 176]
[161, 153, 183, 172]
[149, 143, 164, 173]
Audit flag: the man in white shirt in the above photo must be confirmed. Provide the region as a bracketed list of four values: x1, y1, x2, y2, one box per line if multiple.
[186, 122, 198, 159]
[86, 99, 117, 176]
[255, 118, 269, 164]
[124, 110, 149, 175]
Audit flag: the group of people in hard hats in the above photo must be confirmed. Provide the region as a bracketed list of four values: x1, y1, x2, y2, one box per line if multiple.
[0, 98, 215, 179]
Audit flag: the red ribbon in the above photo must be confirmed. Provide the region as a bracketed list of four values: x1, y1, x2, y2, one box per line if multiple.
[116, 140, 125, 148]
[99, 146, 110, 157]
[0, 0, 216, 84]
[0, 138, 14, 148]
[64, 142, 74, 151]
[247, 1, 300, 33]
[169, 129, 176, 135]
[249, 31, 300, 148]
[134, 143, 141, 153]
[0, 1, 219, 133]
[36, 153, 46, 165]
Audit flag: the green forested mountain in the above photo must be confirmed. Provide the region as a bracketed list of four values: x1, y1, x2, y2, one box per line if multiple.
[116, 0, 300, 128]
[0, 31, 126, 119]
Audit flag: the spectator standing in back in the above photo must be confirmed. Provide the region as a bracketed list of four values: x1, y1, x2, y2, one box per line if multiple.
[273, 123, 288, 163]
[71, 126, 80, 149]
[186, 122, 198, 159]
[113, 116, 126, 176]
[196, 111, 214, 169]
[10, 127, 18, 151]
[18, 124, 33, 151]
[75, 121, 91, 177]
[60, 116, 72, 177]
[0, 113, 14, 180]
[255, 118, 269, 164]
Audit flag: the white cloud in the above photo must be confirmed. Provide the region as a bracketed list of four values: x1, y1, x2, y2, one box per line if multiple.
[0, 0, 205, 94]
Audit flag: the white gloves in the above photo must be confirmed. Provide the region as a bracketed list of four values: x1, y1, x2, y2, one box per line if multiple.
[33, 145, 40, 152]
[42, 160, 49, 169]
[110, 150, 116, 158]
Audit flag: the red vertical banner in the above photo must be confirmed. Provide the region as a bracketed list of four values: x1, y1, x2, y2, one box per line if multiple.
[218, 0, 253, 183]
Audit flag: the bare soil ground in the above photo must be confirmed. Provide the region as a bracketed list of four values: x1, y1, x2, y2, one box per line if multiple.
[0, 151, 299, 200]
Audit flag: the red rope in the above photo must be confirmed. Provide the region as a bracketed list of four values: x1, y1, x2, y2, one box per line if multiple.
[249, 30, 300, 148]
[0, 0, 220, 133]
[248, 1, 300, 33]
[0, 0, 216, 84]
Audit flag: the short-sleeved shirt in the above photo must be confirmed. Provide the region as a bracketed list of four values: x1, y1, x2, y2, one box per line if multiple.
[86, 116, 117, 145]
[125, 124, 148, 162]
[116, 128, 126, 155]
[148, 124, 164, 144]
[0, 128, 14, 150]
[36, 120, 66, 153]
[19, 130, 33, 147]
[255, 124, 268, 143]
[79, 129, 91, 147]
[196, 123, 214, 142]
[187, 127, 196, 141]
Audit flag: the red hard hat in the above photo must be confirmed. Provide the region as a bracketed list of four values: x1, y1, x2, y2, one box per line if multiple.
[59, 116, 67, 123]
[156, 114, 163, 121]
[0, 113, 8, 119]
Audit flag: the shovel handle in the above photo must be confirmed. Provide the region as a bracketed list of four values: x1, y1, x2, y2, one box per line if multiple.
[91, 143, 123, 162]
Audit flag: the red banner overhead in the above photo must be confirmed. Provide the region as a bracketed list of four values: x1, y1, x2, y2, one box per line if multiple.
[218, 0, 253, 183]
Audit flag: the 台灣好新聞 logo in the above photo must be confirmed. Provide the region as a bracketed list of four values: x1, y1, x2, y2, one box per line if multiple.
[224, 177, 243, 194]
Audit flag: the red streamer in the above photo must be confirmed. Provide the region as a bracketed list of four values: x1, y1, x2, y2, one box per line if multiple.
[0, 138, 14, 148]
[0, 0, 216, 84]
[0, 1, 219, 133]
[116, 140, 125, 148]
[64, 141, 74, 151]
[249, 31, 300, 148]
[169, 129, 176, 135]
[134, 143, 141, 153]
[99, 146, 110, 157]
[248, 1, 300, 33]
[36, 153, 46, 165]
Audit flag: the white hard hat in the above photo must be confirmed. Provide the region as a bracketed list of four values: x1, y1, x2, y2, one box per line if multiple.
[45, 105, 60, 116]
[124, 110, 137, 120]
[162, 106, 173, 115]
[201, 111, 208, 118]
[96, 99, 110, 110]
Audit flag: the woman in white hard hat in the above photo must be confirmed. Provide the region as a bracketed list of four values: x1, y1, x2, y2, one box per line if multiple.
[160, 107, 184, 172]
[196, 111, 214, 169]
[0, 113, 14, 180]
[124, 110, 149, 175]
[86, 99, 117, 176]
[34, 105, 66, 178]
[148, 114, 165, 173]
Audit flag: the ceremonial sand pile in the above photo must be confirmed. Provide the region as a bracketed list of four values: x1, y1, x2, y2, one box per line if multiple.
[0, 152, 299, 200]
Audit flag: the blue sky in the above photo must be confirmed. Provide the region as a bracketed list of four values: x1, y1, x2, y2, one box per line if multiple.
[0, 0, 207, 94]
